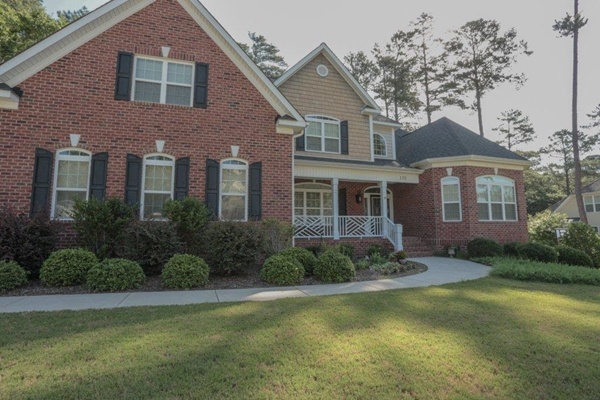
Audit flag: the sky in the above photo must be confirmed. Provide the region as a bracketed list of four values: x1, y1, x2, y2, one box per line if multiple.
[44, 0, 600, 154]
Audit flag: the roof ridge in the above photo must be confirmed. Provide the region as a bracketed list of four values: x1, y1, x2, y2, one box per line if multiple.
[443, 118, 470, 155]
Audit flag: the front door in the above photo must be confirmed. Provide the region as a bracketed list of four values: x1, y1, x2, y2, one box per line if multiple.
[367, 195, 391, 219]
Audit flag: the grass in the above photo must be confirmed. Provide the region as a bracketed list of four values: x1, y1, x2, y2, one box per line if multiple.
[1, 277, 599, 399]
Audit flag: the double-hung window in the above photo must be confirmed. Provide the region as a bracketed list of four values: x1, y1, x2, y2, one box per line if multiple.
[142, 155, 174, 219]
[477, 176, 517, 221]
[133, 57, 194, 106]
[294, 183, 333, 217]
[220, 160, 248, 221]
[441, 177, 461, 221]
[305, 116, 340, 153]
[584, 196, 600, 213]
[52, 149, 92, 219]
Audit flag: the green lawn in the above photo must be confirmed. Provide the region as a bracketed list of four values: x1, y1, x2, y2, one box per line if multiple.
[1, 277, 599, 399]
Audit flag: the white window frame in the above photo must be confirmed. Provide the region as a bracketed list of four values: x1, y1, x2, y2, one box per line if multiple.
[373, 133, 387, 157]
[294, 183, 333, 217]
[441, 177, 462, 222]
[584, 195, 600, 213]
[131, 55, 195, 106]
[476, 176, 518, 221]
[51, 148, 92, 220]
[141, 154, 175, 219]
[304, 115, 341, 154]
[220, 159, 248, 222]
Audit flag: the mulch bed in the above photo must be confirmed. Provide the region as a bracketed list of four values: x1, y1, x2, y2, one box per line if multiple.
[2, 261, 427, 297]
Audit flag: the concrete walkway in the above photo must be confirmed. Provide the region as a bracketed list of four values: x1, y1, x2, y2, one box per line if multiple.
[0, 258, 490, 313]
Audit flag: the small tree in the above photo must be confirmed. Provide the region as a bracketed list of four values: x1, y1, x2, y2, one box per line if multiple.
[492, 109, 536, 151]
[528, 210, 568, 246]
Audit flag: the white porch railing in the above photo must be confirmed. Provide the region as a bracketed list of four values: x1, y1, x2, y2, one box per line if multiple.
[294, 216, 403, 250]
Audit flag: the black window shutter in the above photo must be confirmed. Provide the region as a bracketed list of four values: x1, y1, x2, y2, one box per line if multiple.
[338, 188, 347, 216]
[295, 135, 305, 151]
[90, 152, 109, 200]
[115, 52, 134, 101]
[205, 159, 219, 216]
[30, 148, 53, 216]
[124, 154, 142, 205]
[174, 157, 190, 201]
[340, 120, 349, 154]
[194, 63, 209, 108]
[249, 162, 262, 221]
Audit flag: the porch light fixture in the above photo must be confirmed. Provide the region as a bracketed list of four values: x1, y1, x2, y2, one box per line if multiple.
[69, 134, 81, 147]
[355, 193, 363, 204]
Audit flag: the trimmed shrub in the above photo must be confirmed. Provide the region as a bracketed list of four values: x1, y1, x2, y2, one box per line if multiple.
[260, 255, 305, 286]
[260, 218, 293, 257]
[305, 243, 328, 258]
[503, 242, 523, 258]
[467, 237, 503, 258]
[87, 258, 145, 292]
[490, 258, 600, 286]
[518, 242, 558, 263]
[0, 207, 59, 277]
[314, 250, 355, 283]
[204, 221, 264, 276]
[528, 210, 568, 246]
[336, 243, 355, 260]
[370, 261, 415, 275]
[556, 245, 594, 268]
[389, 250, 408, 262]
[123, 220, 183, 276]
[278, 247, 317, 276]
[0, 260, 28, 292]
[70, 197, 136, 259]
[161, 254, 210, 289]
[368, 252, 387, 266]
[40, 249, 99, 287]
[163, 198, 212, 255]
[367, 244, 386, 257]
[562, 222, 600, 268]
[354, 259, 370, 270]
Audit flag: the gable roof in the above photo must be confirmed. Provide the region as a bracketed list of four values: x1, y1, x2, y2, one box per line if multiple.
[396, 117, 530, 167]
[0, 0, 304, 127]
[274, 43, 381, 112]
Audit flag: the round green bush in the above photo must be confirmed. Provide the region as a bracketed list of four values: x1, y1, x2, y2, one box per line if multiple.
[87, 258, 145, 292]
[556, 245, 594, 268]
[314, 250, 355, 283]
[503, 242, 523, 258]
[562, 222, 600, 268]
[519, 242, 558, 263]
[278, 247, 318, 276]
[0, 260, 28, 292]
[467, 238, 503, 258]
[260, 255, 305, 286]
[161, 254, 210, 289]
[40, 249, 99, 287]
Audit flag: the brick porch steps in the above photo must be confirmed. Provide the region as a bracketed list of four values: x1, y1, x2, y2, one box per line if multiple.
[403, 236, 434, 258]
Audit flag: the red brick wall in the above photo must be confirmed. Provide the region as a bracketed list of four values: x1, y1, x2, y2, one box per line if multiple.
[0, 0, 292, 221]
[394, 166, 528, 246]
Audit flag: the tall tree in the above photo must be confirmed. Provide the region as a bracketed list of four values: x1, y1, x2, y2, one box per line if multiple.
[553, 0, 589, 222]
[492, 109, 536, 150]
[56, 6, 89, 25]
[238, 32, 287, 80]
[445, 19, 532, 136]
[344, 51, 378, 91]
[408, 13, 449, 124]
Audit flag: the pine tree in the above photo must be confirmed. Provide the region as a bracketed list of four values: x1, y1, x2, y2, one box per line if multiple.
[238, 32, 288, 80]
[492, 109, 536, 151]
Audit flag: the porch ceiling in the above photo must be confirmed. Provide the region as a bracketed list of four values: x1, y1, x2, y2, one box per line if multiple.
[294, 159, 421, 184]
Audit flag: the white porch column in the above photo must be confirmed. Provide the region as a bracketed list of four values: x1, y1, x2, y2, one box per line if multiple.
[381, 180, 388, 237]
[332, 178, 340, 240]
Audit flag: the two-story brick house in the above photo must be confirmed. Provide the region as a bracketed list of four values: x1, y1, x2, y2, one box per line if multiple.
[0, 0, 530, 255]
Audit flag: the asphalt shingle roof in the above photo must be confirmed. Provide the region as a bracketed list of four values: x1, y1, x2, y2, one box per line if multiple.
[396, 117, 528, 166]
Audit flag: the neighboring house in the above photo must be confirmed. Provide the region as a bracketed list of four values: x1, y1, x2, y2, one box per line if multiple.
[550, 178, 600, 231]
[0, 0, 530, 255]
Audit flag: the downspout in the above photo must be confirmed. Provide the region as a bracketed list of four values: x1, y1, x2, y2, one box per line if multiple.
[291, 129, 304, 247]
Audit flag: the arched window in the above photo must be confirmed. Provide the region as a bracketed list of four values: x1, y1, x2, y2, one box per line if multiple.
[441, 177, 461, 221]
[220, 159, 248, 221]
[52, 149, 92, 219]
[373, 133, 387, 157]
[476, 176, 517, 221]
[142, 154, 175, 219]
[305, 115, 340, 153]
[294, 183, 333, 217]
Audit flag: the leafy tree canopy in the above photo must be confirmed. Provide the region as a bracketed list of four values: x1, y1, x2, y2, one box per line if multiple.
[238, 32, 288, 81]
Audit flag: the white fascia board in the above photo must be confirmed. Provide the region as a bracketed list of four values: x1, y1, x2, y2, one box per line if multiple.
[411, 155, 532, 171]
[372, 120, 403, 128]
[295, 159, 422, 184]
[0, 89, 20, 110]
[276, 118, 306, 135]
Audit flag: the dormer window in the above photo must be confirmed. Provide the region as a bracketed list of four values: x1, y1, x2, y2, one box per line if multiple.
[305, 116, 340, 153]
[374, 133, 387, 157]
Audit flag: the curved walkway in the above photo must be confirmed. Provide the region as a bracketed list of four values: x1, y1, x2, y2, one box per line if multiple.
[0, 258, 490, 313]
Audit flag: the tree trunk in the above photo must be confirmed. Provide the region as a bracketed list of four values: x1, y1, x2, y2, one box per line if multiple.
[421, 41, 432, 124]
[476, 90, 484, 136]
[572, 0, 588, 223]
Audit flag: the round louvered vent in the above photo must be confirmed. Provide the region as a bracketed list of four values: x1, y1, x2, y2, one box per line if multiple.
[316, 64, 329, 77]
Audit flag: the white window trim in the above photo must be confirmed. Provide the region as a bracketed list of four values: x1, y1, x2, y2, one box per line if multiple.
[584, 195, 600, 213]
[141, 153, 175, 219]
[219, 158, 249, 222]
[294, 183, 333, 217]
[441, 177, 462, 222]
[304, 115, 341, 154]
[476, 176, 518, 222]
[131, 55, 195, 106]
[51, 148, 92, 220]
[373, 133, 387, 157]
